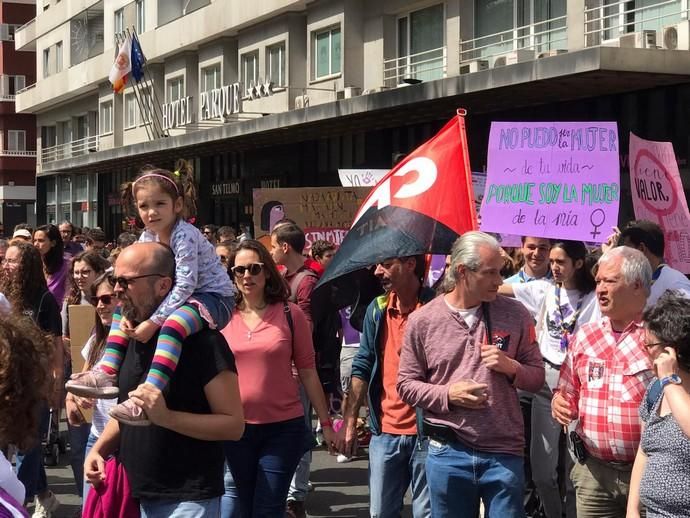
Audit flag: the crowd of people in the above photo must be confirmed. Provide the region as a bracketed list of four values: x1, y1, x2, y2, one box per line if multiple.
[0, 162, 689, 518]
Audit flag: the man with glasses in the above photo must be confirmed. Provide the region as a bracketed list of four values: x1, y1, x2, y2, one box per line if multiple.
[202, 224, 218, 246]
[552, 246, 654, 518]
[83, 242, 244, 517]
[336, 253, 435, 518]
[59, 220, 84, 258]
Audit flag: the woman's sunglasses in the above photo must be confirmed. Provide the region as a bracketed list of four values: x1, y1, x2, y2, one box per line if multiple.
[90, 294, 115, 306]
[231, 263, 264, 277]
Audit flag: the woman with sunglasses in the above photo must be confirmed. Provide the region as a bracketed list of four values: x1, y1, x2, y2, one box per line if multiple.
[62, 251, 110, 502]
[221, 239, 334, 517]
[66, 272, 119, 511]
[627, 292, 690, 518]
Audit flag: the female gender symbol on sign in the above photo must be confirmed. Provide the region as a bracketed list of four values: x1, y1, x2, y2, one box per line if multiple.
[589, 209, 606, 240]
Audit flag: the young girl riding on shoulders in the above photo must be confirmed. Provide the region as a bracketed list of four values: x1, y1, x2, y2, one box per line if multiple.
[66, 159, 236, 425]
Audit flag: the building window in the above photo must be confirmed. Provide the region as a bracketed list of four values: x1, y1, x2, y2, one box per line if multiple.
[99, 101, 113, 134]
[56, 41, 63, 73]
[125, 93, 137, 129]
[267, 43, 286, 87]
[140, 87, 152, 124]
[135, 0, 145, 34]
[312, 26, 341, 79]
[202, 64, 221, 93]
[167, 76, 184, 102]
[7, 75, 25, 95]
[43, 47, 51, 78]
[114, 8, 124, 35]
[241, 52, 259, 92]
[396, 4, 444, 83]
[8, 130, 26, 151]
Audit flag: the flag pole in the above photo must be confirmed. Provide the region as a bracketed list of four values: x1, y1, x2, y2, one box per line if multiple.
[132, 28, 168, 138]
[456, 108, 478, 229]
[124, 27, 154, 141]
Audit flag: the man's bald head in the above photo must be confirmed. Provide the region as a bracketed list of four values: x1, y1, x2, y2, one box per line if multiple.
[117, 242, 175, 279]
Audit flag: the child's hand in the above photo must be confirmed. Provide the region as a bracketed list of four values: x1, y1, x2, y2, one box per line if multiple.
[132, 319, 160, 342]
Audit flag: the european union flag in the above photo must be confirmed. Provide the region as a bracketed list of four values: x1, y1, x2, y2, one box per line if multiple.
[131, 36, 145, 83]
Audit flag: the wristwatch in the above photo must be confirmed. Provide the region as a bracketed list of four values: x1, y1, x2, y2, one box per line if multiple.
[659, 374, 682, 389]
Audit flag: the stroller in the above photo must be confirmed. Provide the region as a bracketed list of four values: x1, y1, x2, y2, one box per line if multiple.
[42, 407, 66, 467]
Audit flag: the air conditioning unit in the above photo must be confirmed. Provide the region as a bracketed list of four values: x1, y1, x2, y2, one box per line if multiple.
[493, 50, 535, 68]
[537, 49, 568, 58]
[619, 30, 657, 49]
[294, 95, 309, 109]
[361, 88, 380, 95]
[662, 21, 690, 50]
[459, 59, 489, 75]
[336, 86, 361, 100]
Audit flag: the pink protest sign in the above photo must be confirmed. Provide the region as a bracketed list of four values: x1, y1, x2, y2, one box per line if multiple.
[480, 122, 620, 243]
[629, 132, 690, 273]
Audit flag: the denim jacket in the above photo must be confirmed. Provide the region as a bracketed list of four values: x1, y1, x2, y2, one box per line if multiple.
[350, 287, 436, 436]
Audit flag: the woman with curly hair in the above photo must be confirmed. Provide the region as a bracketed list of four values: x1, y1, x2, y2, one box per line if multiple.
[0, 240, 63, 516]
[0, 317, 53, 516]
[33, 224, 69, 306]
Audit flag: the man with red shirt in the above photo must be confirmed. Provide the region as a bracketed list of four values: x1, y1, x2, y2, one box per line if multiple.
[336, 254, 433, 518]
[552, 246, 654, 518]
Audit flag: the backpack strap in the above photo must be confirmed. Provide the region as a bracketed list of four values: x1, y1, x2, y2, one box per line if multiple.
[283, 302, 294, 345]
[646, 378, 663, 414]
[481, 301, 492, 343]
[288, 269, 317, 303]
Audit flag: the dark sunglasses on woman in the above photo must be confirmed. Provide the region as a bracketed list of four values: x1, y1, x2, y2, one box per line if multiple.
[231, 263, 264, 277]
[90, 294, 114, 306]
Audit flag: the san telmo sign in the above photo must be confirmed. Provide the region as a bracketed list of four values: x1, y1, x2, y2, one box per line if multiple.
[162, 80, 275, 131]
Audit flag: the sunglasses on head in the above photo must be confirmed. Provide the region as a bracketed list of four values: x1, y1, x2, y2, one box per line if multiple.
[108, 273, 165, 290]
[90, 294, 114, 306]
[231, 263, 264, 276]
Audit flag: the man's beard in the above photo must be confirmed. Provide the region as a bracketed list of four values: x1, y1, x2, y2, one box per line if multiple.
[120, 295, 162, 326]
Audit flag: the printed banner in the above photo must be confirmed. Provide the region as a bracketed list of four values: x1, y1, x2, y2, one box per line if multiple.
[253, 187, 370, 251]
[338, 169, 389, 187]
[629, 132, 690, 273]
[472, 171, 521, 247]
[480, 122, 620, 243]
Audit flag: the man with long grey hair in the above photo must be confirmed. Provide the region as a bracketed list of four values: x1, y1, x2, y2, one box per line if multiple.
[552, 246, 654, 518]
[398, 231, 544, 517]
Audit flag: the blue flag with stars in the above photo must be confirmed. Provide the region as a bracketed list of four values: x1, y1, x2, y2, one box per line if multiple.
[131, 36, 145, 83]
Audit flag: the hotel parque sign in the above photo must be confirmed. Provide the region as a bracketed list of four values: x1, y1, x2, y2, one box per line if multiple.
[162, 80, 275, 131]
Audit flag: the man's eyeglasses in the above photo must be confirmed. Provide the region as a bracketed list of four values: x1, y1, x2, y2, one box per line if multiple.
[90, 294, 114, 306]
[108, 273, 165, 290]
[231, 263, 264, 277]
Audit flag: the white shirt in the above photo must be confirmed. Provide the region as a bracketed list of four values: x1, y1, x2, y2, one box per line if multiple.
[82, 336, 116, 438]
[513, 280, 601, 365]
[647, 265, 690, 308]
[444, 298, 480, 328]
[0, 450, 24, 510]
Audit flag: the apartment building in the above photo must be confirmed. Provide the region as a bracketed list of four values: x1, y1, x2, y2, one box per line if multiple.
[0, 0, 35, 236]
[13, 0, 690, 236]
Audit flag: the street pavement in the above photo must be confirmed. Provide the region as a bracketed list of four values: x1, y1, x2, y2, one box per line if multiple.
[44, 430, 413, 518]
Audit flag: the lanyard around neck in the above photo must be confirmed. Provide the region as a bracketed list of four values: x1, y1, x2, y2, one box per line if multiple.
[555, 284, 584, 351]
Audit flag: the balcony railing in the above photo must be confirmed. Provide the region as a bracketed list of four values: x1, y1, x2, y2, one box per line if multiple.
[16, 83, 36, 95]
[585, 0, 688, 46]
[460, 14, 567, 67]
[16, 17, 35, 34]
[0, 95, 15, 102]
[41, 135, 100, 164]
[0, 149, 36, 157]
[383, 46, 447, 89]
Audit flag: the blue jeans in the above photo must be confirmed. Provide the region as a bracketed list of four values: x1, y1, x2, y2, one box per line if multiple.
[15, 406, 50, 501]
[82, 432, 98, 512]
[140, 497, 220, 518]
[68, 422, 90, 497]
[368, 433, 431, 518]
[223, 417, 314, 518]
[425, 439, 525, 518]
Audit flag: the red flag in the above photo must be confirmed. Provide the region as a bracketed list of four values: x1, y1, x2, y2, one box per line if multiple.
[352, 113, 476, 235]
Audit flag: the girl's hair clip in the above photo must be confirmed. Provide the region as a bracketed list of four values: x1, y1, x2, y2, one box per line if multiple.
[173, 170, 180, 177]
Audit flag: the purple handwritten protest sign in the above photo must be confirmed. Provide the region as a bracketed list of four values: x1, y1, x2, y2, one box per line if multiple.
[630, 132, 690, 273]
[480, 122, 620, 243]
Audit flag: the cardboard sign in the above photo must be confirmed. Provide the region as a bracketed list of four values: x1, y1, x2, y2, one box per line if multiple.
[68, 304, 96, 422]
[480, 122, 620, 243]
[338, 169, 389, 187]
[253, 187, 371, 250]
[629, 133, 690, 273]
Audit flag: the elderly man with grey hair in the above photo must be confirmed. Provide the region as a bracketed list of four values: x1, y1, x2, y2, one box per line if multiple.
[552, 246, 654, 518]
[397, 231, 544, 518]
